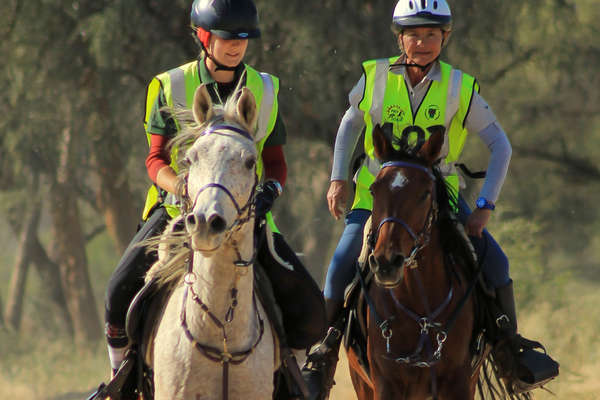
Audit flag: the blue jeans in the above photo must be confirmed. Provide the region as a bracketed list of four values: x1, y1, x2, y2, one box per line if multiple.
[323, 197, 511, 302]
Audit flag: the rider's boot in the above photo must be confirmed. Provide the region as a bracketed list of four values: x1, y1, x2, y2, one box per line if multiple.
[495, 279, 539, 351]
[301, 298, 345, 400]
[494, 280, 559, 393]
[106, 323, 130, 375]
[105, 323, 138, 400]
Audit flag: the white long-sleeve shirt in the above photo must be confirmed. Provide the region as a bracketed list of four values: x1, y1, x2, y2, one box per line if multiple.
[330, 60, 511, 203]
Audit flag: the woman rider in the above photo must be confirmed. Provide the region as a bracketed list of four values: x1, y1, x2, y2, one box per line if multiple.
[303, 0, 552, 397]
[103, 0, 288, 376]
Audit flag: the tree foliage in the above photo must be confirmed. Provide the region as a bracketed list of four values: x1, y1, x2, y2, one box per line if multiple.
[0, 0, 598, 341]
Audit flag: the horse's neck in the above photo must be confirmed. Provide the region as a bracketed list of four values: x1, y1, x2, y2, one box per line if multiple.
[403, 228, 450, 309]
[190, 228, 256, 340]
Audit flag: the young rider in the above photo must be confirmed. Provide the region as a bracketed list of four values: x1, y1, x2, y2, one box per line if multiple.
[104, 0, 287, 376]
[303, 0, 552, 397]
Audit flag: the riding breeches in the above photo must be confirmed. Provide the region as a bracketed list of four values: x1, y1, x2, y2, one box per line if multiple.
[104, 207, 169, 343]
[323, 196, 511, 303]
[456, 196, 510, 289]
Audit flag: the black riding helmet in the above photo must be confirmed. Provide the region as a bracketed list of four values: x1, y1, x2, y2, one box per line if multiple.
[191, 0, 261, 40]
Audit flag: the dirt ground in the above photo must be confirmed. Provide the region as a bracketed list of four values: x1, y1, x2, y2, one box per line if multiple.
[330, 350, 358, 400]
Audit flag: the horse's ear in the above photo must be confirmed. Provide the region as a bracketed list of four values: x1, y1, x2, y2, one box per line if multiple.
[373, 123, 393, 161]
[236, 87, 258, 137]
[192, 84, 214, 125]
[418, 125, 445, 164]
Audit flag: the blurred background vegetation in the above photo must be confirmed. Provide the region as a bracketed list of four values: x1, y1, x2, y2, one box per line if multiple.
[0, 0, 598, 398]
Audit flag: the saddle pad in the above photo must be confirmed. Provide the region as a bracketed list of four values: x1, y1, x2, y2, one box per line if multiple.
[257, 224, 326, 349]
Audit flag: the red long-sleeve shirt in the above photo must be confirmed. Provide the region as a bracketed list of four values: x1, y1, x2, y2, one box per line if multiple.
[145, 134, 287, 187]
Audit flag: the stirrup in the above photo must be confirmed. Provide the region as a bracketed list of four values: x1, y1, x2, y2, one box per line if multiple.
[511, 343, 559, 394]
[303, 326, 342, 368]
[87, 355, 135, 400]
[302, 326, 343, 400]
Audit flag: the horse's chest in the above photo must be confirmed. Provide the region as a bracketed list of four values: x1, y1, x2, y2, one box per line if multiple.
[152, 295, 275, 399]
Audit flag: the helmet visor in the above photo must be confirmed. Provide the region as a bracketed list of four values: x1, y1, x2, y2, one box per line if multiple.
[210, 28, 261, 40]
[393, 12, 451, 29]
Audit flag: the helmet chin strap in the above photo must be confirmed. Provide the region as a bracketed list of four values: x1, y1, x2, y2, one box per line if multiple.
[392, 55, 440, 72]
[394, 60, 434, 71]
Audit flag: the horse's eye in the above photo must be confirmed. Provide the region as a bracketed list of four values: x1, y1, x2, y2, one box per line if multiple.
[244, 156, 256, 170]
[420, 190, 431, 201]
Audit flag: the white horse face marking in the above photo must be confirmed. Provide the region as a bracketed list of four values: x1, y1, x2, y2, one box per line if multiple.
[390, 171, 408, 190]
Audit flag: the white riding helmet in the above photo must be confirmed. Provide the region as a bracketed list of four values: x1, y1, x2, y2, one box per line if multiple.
[392, 0, 452, 34]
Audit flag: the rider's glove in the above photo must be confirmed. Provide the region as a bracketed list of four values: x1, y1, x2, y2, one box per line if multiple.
[254, 180, 282, 219]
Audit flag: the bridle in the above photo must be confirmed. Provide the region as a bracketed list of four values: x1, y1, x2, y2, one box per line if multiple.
[180, 124, 258, 263]
[177, 123, 265, 400]
[359, 159, 454, 400]
[367, 160, 439, 270]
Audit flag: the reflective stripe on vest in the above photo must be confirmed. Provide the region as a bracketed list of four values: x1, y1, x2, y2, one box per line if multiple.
[142, 62, 279, 220]
[351, 59, 477, 211]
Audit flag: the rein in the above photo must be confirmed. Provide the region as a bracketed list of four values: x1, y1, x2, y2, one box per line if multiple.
[177, 123, 265, 400]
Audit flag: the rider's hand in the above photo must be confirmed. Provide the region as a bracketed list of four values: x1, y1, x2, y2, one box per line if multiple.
[327, 180, 348, 220]
[254, 180, 281, 219]
[465, 208, 492, 238]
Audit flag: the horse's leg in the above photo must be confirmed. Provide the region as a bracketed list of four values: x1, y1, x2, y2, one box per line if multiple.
[372, 380, 395, 400]
[370, 363, 398, 400]
[438, 368, 475, 400]
[349, 367, 375, 400]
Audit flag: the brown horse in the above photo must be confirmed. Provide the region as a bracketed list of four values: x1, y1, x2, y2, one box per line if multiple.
[347, 123, 492, 400]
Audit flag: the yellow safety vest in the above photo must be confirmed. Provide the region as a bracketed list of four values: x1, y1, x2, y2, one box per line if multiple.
[352, 58, 478, 211]
[142, 62, 279, 225]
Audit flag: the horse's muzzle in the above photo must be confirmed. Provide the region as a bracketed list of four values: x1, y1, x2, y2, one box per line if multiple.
[185, 211, 229, 252]
[369, 253, 404, 288]
[185, 212, 227, 235]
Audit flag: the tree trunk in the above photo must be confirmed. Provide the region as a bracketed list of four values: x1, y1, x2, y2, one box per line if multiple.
[4, 202, 40, 330]
[30, 234, 74, 336]
[91, 96, 139, 255]
[95, 151, 138, 255]
[49, 121, 101, 344]
[5, 200, 74, 335]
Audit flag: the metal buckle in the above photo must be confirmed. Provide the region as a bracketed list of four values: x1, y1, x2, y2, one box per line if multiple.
[496, 314, 510, 328]
[327, 326, 342, 340]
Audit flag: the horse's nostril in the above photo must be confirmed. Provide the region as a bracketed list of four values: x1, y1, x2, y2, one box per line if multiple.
[391, 253, 405, 267]
[369, 253, 379, 271]
[185, 214, 197, 229]
[208, 215, 227, 234]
